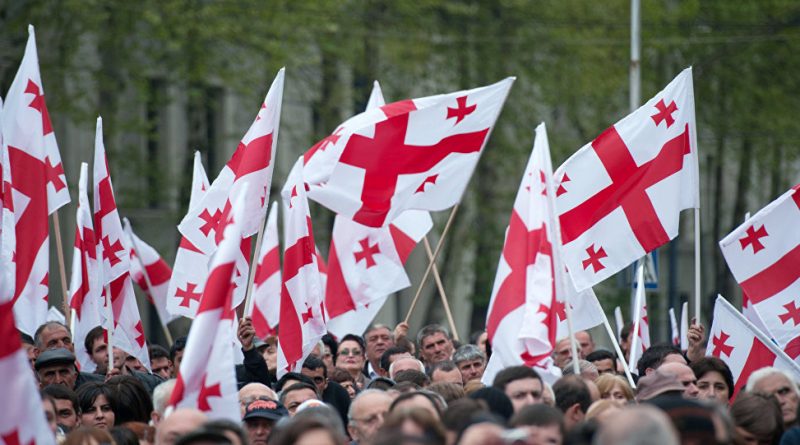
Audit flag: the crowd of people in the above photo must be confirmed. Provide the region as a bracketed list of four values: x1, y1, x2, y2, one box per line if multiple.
[27, 317, 800, 445]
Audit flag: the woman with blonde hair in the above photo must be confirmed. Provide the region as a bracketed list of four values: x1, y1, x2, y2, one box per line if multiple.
[595, 374, 634, 404]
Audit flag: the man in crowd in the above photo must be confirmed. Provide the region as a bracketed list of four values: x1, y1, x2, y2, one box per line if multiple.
[658, 361, 699, 398]
[36, 348, 101, 389]
[747, 367, 800, 429]
[417, 324, 455, 367]
[389, 356, 426, 379]
[379, 346, 412, 378]
[364, 324, 395, 379]
[42, 384, 81, 432]
[155, 408, 207, 445]
[553, 375, 592, 432]
[428, 360, 463, 386]
[301, 355, 351, 426]
[637, 343, 686, 377]
[242, 398, 288, 445]
[575, 330, 595, 358]
[149, 344, 173, 379]
[453, 344, 486, 383]
[586, 350, 618, 375]
[280, 382, 320, 417]
[552, 338, 573, 368]
[348, 390, 393, 445]
[492, 365, 544, 412]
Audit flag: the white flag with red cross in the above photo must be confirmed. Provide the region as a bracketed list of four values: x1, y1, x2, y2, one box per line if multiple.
[124, 219, 177, 328]
[249, 201, 281, 339]
[3, 26, 71, 335]
[92, 117, 151, 371]
[669, 307, 679, 346]
[167, 152, 211, 319]
[320, 81, 434, 336]
[719, 184, 800, 362]
[300, 77, 515, 228]
[0, 298, 57, 445]
[556, 68, 699, 292]
[178, 69, 284, 254]
[326, 210, 433, 339]
[707, 295, 800, 400]
[484, 124, 602, 385]
[69, 163, 104, 372]
[167, 188, 247, 421]
[0, 106, 15, 306]
[277, 159, 326, 377]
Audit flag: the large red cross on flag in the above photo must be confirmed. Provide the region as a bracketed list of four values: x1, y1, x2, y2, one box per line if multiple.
[483, 124, 603, 386]
[277, 160, 326, 377]
[167, 188, 246, 421]
[249, 201, 281, 339]
[300, 78, 515, 228]
[68, 163, 104, 372]
[719, 184, 800, 362]
[318, 81, 434, 337]
[2, 26, 71, 335]
[124, 219, 177, 328]
[556, 68, 699, 291]
[707, 295, 800, 400]
[178, 69, 284, 254]
[0, 298, 56, 445]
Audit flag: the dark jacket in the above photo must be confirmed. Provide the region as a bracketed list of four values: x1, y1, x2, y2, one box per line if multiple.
[235, 347, 275, 389]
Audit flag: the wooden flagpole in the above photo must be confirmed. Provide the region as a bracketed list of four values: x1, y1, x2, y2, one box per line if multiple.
[628, 260, 645, 372]
[124, 219, 173, 345]
[422, 236, 459, 341]
[52, 211, 71, 327]
[404, 205, 459, 324]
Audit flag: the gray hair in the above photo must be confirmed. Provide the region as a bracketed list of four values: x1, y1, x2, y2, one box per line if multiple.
[33, 321, 71, 348]
[453, 344, 485, 365]
[347, 389, 392, 422]
[562, 359, 598, 376]
[593, 405, 679, 445]
[389, 357, 425, 378]
[416, 324, 450, 348]
[152, 379, 177, 417]
[745, 367, 800, 395]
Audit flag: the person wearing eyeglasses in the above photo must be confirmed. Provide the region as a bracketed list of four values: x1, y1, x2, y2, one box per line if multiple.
[335, 334, 369, 390]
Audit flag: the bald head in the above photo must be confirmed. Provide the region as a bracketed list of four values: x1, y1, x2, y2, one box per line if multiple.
[595, 405, 678, 445]
[658, 362, 699, 398]
[156, 408, 207, 445]
[239, 383, 278, 417]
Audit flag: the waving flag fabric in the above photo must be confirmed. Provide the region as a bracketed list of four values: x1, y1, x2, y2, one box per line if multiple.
[556, 68, 698, 291]
[720, 184, 800, 361]
[2, 26, 70, 335]
[301, 78, 514, 228]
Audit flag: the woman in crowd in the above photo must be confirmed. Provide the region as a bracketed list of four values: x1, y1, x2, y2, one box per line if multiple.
[76, 382, 118, 431]
[730, 392, 784, 445]
[595, 374, 634, 404]
[334, 334, 368, 391]
[690, 357, 734, 404]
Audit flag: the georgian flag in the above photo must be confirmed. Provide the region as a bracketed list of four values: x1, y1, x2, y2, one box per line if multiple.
[277, 159, 326, 377]
[68, 163, 103, 372]
[178, 69, 284, 254]
[249, 201, 281, 339]
[93, 117, 150, 371]
[628, 278, 651, 374]
[167, 188, 247, 421]
[556, 68, 699, 292]
[322, 81, 434, 337]
[483, 124, 602, 385]
[707, 295, 800, 400]
[719, 184, 800, 361]
[124, 219, 177, 328]
[167, 151, 211, 319]
[2, 26, 71, 335]
[0, 299, 56, 445]
[301, 78, 515, 228]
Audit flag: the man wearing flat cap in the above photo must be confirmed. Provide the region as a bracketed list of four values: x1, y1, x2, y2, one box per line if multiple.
[35, 348, 103, 390]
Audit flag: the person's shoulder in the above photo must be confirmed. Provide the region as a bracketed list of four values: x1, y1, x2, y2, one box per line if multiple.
[780, 426, 800, 445]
